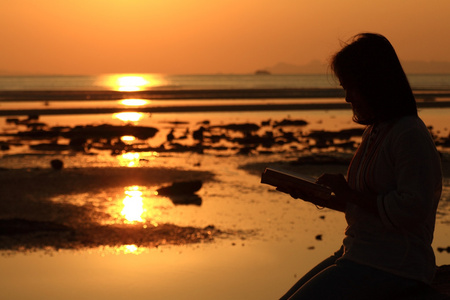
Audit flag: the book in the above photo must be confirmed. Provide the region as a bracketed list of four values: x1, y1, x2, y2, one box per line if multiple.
[261, 167, 332, 200]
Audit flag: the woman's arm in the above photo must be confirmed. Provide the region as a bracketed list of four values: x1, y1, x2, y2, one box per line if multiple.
[316, 173, 378, 215]
[277, 184, 347, 213]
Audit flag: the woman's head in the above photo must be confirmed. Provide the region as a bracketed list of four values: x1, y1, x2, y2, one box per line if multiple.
[330, 33, 417, 125]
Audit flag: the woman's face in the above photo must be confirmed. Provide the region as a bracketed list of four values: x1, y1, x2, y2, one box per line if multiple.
[343, 86, 374, 124]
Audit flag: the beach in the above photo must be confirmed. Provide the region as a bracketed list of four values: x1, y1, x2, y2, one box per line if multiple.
[1, 74, 450, 299]
[0, 102, 449, 299]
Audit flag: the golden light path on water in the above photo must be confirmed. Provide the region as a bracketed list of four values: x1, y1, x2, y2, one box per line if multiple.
[120, 99, 150, 106]
[115, 185, 166, 254]
[113, 112, 144, 122]
[122, 186, 145, 223]
[112, 98, 164, 254]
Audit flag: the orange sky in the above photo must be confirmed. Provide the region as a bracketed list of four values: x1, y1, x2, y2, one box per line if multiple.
[1, 0, 450, 75]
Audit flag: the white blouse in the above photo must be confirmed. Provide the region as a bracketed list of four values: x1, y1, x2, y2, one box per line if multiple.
[342, 115, 442, 284]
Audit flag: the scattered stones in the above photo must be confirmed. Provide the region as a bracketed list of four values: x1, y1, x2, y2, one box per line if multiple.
[2, 117, 449, 159]
[62, 124, 159, 140]
[211, 123, 260, 133]
[437, 246, 450, 253]
[273, 118, 308, 127]
[292, 153, 352, 165]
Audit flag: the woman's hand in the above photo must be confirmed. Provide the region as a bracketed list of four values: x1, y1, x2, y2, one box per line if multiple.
[276, 186, 317, 202]
[317, 173, 378, 214]
[316, 173, 352, 200]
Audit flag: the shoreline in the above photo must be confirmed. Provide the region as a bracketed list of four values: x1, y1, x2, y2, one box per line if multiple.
[1, 88, 449, 101]
[1, 100, 450, 116]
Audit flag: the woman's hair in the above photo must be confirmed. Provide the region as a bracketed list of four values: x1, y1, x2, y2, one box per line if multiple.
[330, 33, 417, 124]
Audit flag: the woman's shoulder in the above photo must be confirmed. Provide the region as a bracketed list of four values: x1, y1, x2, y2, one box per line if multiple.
[390, 115, 429, 134]
[386, 115, 436, 147]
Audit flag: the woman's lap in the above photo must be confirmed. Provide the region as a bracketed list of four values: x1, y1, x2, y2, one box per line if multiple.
[285, 258, 424, 300]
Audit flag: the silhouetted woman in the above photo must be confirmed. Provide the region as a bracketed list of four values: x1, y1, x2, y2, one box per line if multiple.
[280, 33, 442, 299]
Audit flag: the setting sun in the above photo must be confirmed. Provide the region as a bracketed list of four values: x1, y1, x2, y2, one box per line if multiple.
[99, 74, 166, 91]
[117, 76, 148, 91]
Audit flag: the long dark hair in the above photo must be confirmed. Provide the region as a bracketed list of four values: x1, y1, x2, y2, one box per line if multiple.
[331, 33, 417, 125]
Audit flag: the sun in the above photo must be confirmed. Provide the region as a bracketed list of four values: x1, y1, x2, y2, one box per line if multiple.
[98, 74, 166, 91]
[117, 76, 149, 91]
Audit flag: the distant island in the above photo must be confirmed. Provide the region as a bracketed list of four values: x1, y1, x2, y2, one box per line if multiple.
[254, 70, 271, 75]
[262, 60, 450, 74]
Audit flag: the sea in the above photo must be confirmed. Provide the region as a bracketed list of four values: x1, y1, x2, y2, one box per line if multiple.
[1, 73, 450, 91]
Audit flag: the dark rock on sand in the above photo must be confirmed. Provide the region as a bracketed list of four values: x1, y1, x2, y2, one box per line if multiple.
[50, 159, 64, 170]
[273, 118, 308, 127]
[292, 153, 352, 165]
[157, 180, 203, 196]
[169, 194, 203, 206]
[30, 143, 70, 151]
[193, 126, 206, 141]
[0, 218, 72, 235]
[62, 124, 159, 140]
[17, 129, 60, 139]
[69, 137, 88, 151]
[157, 180, 203, 205]
[307, 128, 364, 142]
[211, 123, 260, 133]
[437, 246, 450, 253]
[0, 142, 10, 151]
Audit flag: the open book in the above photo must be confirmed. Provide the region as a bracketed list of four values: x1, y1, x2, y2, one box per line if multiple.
[261, 167, 332, 200]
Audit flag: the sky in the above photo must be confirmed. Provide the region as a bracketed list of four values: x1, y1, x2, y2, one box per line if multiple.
[1, 0, 450, 75]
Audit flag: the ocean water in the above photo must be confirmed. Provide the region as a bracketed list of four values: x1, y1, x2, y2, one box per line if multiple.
[0, 73, 450, 91]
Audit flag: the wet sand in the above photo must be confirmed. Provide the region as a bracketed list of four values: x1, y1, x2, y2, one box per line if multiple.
[0, 108, 449, 299]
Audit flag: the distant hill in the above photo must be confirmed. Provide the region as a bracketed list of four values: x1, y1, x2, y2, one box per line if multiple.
[264, 60, 450, 74]
[401, 60, 450, 74]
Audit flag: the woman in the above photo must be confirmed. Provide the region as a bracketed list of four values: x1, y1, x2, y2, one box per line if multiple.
[280, 33, 443, 299]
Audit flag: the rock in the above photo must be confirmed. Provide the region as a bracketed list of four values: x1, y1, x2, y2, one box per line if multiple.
[169, 195, 202, 206]
[273, 119, 308, 127]
[156, 180, 203, 196]
[50, 159, 64, 170]
[62, 124, 159, 140]
[211, 123, 260, 133]
[0, 218, 71, 235]
[193, 126, 206, 141]
[30, 143, 70, 151]
[0, 142, 10, 151]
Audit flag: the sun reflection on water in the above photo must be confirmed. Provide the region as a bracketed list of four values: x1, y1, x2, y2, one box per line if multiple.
[117, 151, 159, 167]
[114, 244, 145, 255]
[120, 99, 149, 106]
[120, 135, 136, 142]
[113, 112, 144, 122]
[122, 186, 145, 223]
[117, 185, 167, 227]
